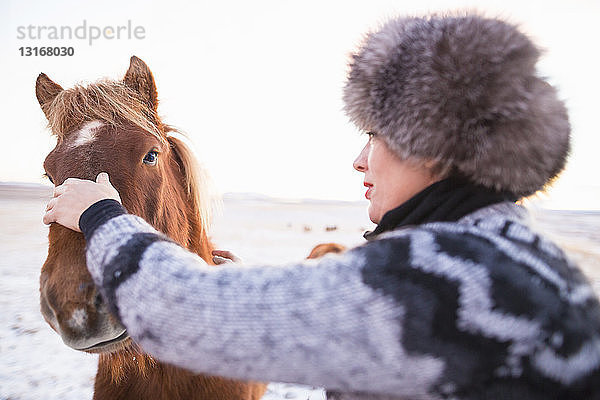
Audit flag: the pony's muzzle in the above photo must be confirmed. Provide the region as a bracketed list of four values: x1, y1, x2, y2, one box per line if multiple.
[40, 284, 128, 353]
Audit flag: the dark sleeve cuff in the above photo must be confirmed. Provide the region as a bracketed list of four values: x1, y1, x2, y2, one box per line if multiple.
[79, 199, 128, 240]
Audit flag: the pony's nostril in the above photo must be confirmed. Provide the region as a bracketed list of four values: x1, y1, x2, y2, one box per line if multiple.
[40, 295, 59, 331]
[94, 292, 104, 309]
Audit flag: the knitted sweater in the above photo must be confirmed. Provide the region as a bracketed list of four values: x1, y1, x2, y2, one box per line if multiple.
[82, 200, 600, 399]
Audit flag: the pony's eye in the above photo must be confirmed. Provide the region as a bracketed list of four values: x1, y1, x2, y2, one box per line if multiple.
[143, 150, 158, 166]
[43, 173, 54, 184]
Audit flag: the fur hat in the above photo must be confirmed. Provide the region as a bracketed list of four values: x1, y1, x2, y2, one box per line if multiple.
[343, 14, 570, 197]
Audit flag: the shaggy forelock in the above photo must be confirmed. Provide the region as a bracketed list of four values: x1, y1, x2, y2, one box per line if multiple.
[43, 81, 165, 144]
[344, 13, 570, 196]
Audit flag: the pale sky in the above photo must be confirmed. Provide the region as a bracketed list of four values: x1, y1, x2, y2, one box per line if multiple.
[1, 0, 599, 209]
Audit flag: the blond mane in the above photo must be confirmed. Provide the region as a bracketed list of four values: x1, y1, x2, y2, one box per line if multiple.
[166, 129, 216, 239]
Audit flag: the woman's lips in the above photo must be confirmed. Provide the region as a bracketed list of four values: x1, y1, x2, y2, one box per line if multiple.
[364, 182, 373, 200]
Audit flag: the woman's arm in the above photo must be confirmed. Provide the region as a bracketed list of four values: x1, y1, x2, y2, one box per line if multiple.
[44, 173, 442, 396]
[82, 200, 442, 398]
[47, 175, 600, 398]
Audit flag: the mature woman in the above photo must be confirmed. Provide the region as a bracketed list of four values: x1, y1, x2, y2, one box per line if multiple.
[43, 14, 600, 399]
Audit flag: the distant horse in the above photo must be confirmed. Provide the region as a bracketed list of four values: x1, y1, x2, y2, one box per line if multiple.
[37, 56, 267, 400]
[307, 243, 347, 259]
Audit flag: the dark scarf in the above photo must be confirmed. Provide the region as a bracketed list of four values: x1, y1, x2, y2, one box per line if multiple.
[364, 177, 517, 240]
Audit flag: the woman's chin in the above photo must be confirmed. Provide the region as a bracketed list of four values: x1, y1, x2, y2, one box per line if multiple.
[367, 205, 380, 224]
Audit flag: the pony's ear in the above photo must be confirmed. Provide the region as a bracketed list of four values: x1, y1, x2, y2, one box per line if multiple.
[123, 56, 158, 112]
[36, 73, 63, 118]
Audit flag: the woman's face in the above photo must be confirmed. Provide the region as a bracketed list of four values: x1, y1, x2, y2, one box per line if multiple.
[353, 134, 438, 224]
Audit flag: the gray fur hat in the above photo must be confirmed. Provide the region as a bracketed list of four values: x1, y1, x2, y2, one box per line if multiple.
[343, 14, 570, 197]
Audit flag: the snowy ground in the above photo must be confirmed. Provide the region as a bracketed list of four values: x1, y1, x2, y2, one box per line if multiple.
[1, 184, 598, 400]
[0, 185, 372, 400]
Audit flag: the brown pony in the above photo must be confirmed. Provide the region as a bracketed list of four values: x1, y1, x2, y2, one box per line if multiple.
[36, 56, 267, 400]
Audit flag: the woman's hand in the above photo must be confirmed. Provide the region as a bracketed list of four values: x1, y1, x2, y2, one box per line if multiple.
[43, 172, 121, 232]
[211, 250, 242, 265]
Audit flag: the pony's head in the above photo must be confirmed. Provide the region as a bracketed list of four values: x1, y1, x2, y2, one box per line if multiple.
[37, 56, 213, 354]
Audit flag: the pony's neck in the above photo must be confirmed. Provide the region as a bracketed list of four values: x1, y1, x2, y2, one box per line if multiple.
[95, 355, 259, 400]
[188, 217, 215, 263]
[160, 134, 215, 264]
[151, 190, 214, 264]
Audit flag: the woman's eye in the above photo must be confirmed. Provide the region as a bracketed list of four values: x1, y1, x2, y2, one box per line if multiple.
[366, 132, 376, 144]
[143, 151, 159, 166]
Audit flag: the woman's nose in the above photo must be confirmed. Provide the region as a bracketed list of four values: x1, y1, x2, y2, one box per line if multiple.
[353, 143, 369, 172]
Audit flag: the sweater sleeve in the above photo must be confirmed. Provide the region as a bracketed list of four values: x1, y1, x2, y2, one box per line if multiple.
[84, 211, 447, 397]
[83, 205, 600, 398]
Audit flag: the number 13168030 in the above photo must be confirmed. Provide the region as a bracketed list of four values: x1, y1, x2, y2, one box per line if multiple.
[19, 47, 75, 56]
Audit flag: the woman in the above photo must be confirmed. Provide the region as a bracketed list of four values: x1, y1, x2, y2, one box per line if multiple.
[43, 14, 600, 399]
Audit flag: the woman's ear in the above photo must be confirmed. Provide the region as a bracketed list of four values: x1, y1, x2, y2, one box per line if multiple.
[423, 159, 438, 170]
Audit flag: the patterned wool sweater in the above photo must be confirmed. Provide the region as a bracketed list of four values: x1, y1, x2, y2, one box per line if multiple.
[82, 200, 600, 399]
